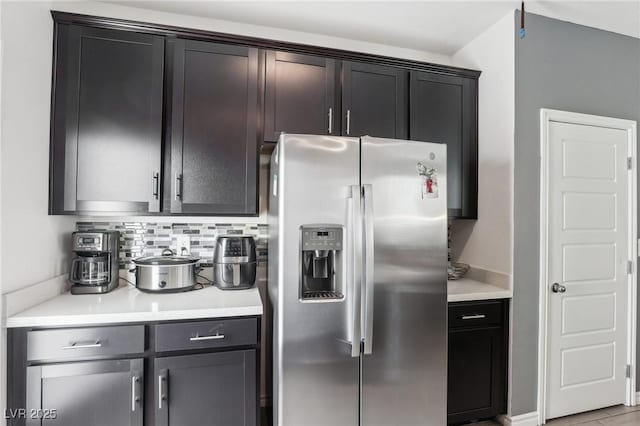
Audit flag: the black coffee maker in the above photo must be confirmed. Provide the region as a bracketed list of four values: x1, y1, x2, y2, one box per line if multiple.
[69, 231, 120, 294]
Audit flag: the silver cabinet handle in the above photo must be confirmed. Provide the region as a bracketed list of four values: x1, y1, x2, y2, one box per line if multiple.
[174, 173, 183, 200]
[328, 107, 333, 134]
[189, 334, 225, 341]
[362, 184, 374, 355]
[158, 372, 166, 410]
[346, 109, 351, 135]
[152, 172, 159, 200]
[62, 340, 102, 350]
[461, 314, 486, 320]
[551, 283, 566, 293]
[348, 185, 362, 358]
[131, 376, 140, 412]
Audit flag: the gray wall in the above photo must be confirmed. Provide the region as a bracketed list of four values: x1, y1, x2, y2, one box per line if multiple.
[513, 11, 640, 415]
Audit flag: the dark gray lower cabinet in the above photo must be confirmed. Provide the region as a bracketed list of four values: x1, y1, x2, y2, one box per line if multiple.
[8, 317, 259, 426]
[447, 300, 508, 424]
[26, 359, 143, 426]
[155, 351, 256, 426]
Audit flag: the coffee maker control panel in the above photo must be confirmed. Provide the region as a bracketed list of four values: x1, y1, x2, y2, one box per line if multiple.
[73, 232, 107, 251]
[302, 228, 342, 250]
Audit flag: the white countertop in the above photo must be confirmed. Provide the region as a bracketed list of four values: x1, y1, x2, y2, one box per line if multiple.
[6, 274, 507, 327]
[6, 284, 263, 328]
[448, 278, 512, 303]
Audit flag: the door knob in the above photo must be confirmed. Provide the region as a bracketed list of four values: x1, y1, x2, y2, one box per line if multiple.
[551, 283, 566, 293]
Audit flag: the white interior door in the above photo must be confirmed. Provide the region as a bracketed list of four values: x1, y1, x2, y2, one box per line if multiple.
[545, 119, 631, 419]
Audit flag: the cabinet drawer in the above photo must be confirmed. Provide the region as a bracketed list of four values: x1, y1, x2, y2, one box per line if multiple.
[27, 325, 145, 361]
[154, 318, 258, 352]
[448, 300, 504, 329]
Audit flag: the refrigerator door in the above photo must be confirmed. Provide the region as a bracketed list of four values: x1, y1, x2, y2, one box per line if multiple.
[270, 134, 361, 426]
[360, 136, 448, 426]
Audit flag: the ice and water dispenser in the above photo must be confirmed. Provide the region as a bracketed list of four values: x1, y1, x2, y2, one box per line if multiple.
[300, 225, 343, 300]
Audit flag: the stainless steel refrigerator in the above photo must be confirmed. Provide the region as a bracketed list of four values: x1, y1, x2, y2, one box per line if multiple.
[268, 134, 447, 426]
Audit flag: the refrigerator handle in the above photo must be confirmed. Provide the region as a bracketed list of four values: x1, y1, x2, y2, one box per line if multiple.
[348, 185, 362, 357]
[362, 184, 374, 355]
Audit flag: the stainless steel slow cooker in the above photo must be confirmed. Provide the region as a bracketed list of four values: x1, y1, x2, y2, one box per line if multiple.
[132, 250, 200, 292]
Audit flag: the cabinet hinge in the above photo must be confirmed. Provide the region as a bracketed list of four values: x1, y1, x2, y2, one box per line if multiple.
[628, 157, 633, 170]
[626, 364, 632, 378]
[628, 261, 634, 275]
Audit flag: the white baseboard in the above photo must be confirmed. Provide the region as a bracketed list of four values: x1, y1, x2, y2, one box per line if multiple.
[497, 411, 539, 426]
[636, 391, 640, 405]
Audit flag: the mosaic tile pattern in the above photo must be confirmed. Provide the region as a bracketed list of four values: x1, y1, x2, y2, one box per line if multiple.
[76, 222, 268, 269]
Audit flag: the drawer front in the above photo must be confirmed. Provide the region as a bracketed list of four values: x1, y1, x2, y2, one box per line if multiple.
[27, 325, 145, 361]
[154, 318, 258, 352]
[448, 300, 504, 329]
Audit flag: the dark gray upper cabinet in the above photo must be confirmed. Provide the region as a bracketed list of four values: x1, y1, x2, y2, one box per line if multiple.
[49, 13, 479, 218]
[167, 39, 260, 215]
[264, 51, 339, 142]
[26, 358, 143, 426]
[410, 72, 478, 219]
[154, 351, 256, 426]
[341, 62, 408, 139]
[49, 24, 164, 214]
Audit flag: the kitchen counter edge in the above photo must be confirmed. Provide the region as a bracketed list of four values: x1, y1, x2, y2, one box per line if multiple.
[6, 285, 263, 328]
[448, 278, 512, 303]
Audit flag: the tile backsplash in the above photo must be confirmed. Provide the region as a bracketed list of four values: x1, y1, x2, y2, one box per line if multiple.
[76, 222, 268, 269]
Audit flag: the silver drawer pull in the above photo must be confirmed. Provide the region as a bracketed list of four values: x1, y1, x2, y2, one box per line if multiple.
[461, 314, 486, 320]
[62, 340, 102, 349]
[189, 334, 225, 342]
[131, 376, 140, 412]
[158, 373, 166, 409]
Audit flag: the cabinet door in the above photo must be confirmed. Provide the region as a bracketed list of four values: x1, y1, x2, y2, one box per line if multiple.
[26, 359, 143, 426]
[168, 39, 259, 215]
[50, 25, 164, 214]
[447, 327, 506, 423]
[341, 62, 407, 138]
[264, 51, 338, 142]
[155, 350, 256, 426]
[410, 72, 478, 218]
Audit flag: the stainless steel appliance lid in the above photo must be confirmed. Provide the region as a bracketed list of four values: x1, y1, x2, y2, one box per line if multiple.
[133, 255, 200, 266]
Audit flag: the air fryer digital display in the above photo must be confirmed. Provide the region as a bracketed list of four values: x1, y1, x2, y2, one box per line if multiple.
[224, 240, 248, 257]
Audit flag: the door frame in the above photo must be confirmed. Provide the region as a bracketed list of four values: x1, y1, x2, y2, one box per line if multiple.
[537, 108, 638, 424]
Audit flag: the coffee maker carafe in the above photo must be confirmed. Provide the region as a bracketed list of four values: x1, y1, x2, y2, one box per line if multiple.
[69, 231, 120, 294]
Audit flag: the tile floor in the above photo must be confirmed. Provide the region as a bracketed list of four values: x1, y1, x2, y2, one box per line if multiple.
[471, 405, 640, 426]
